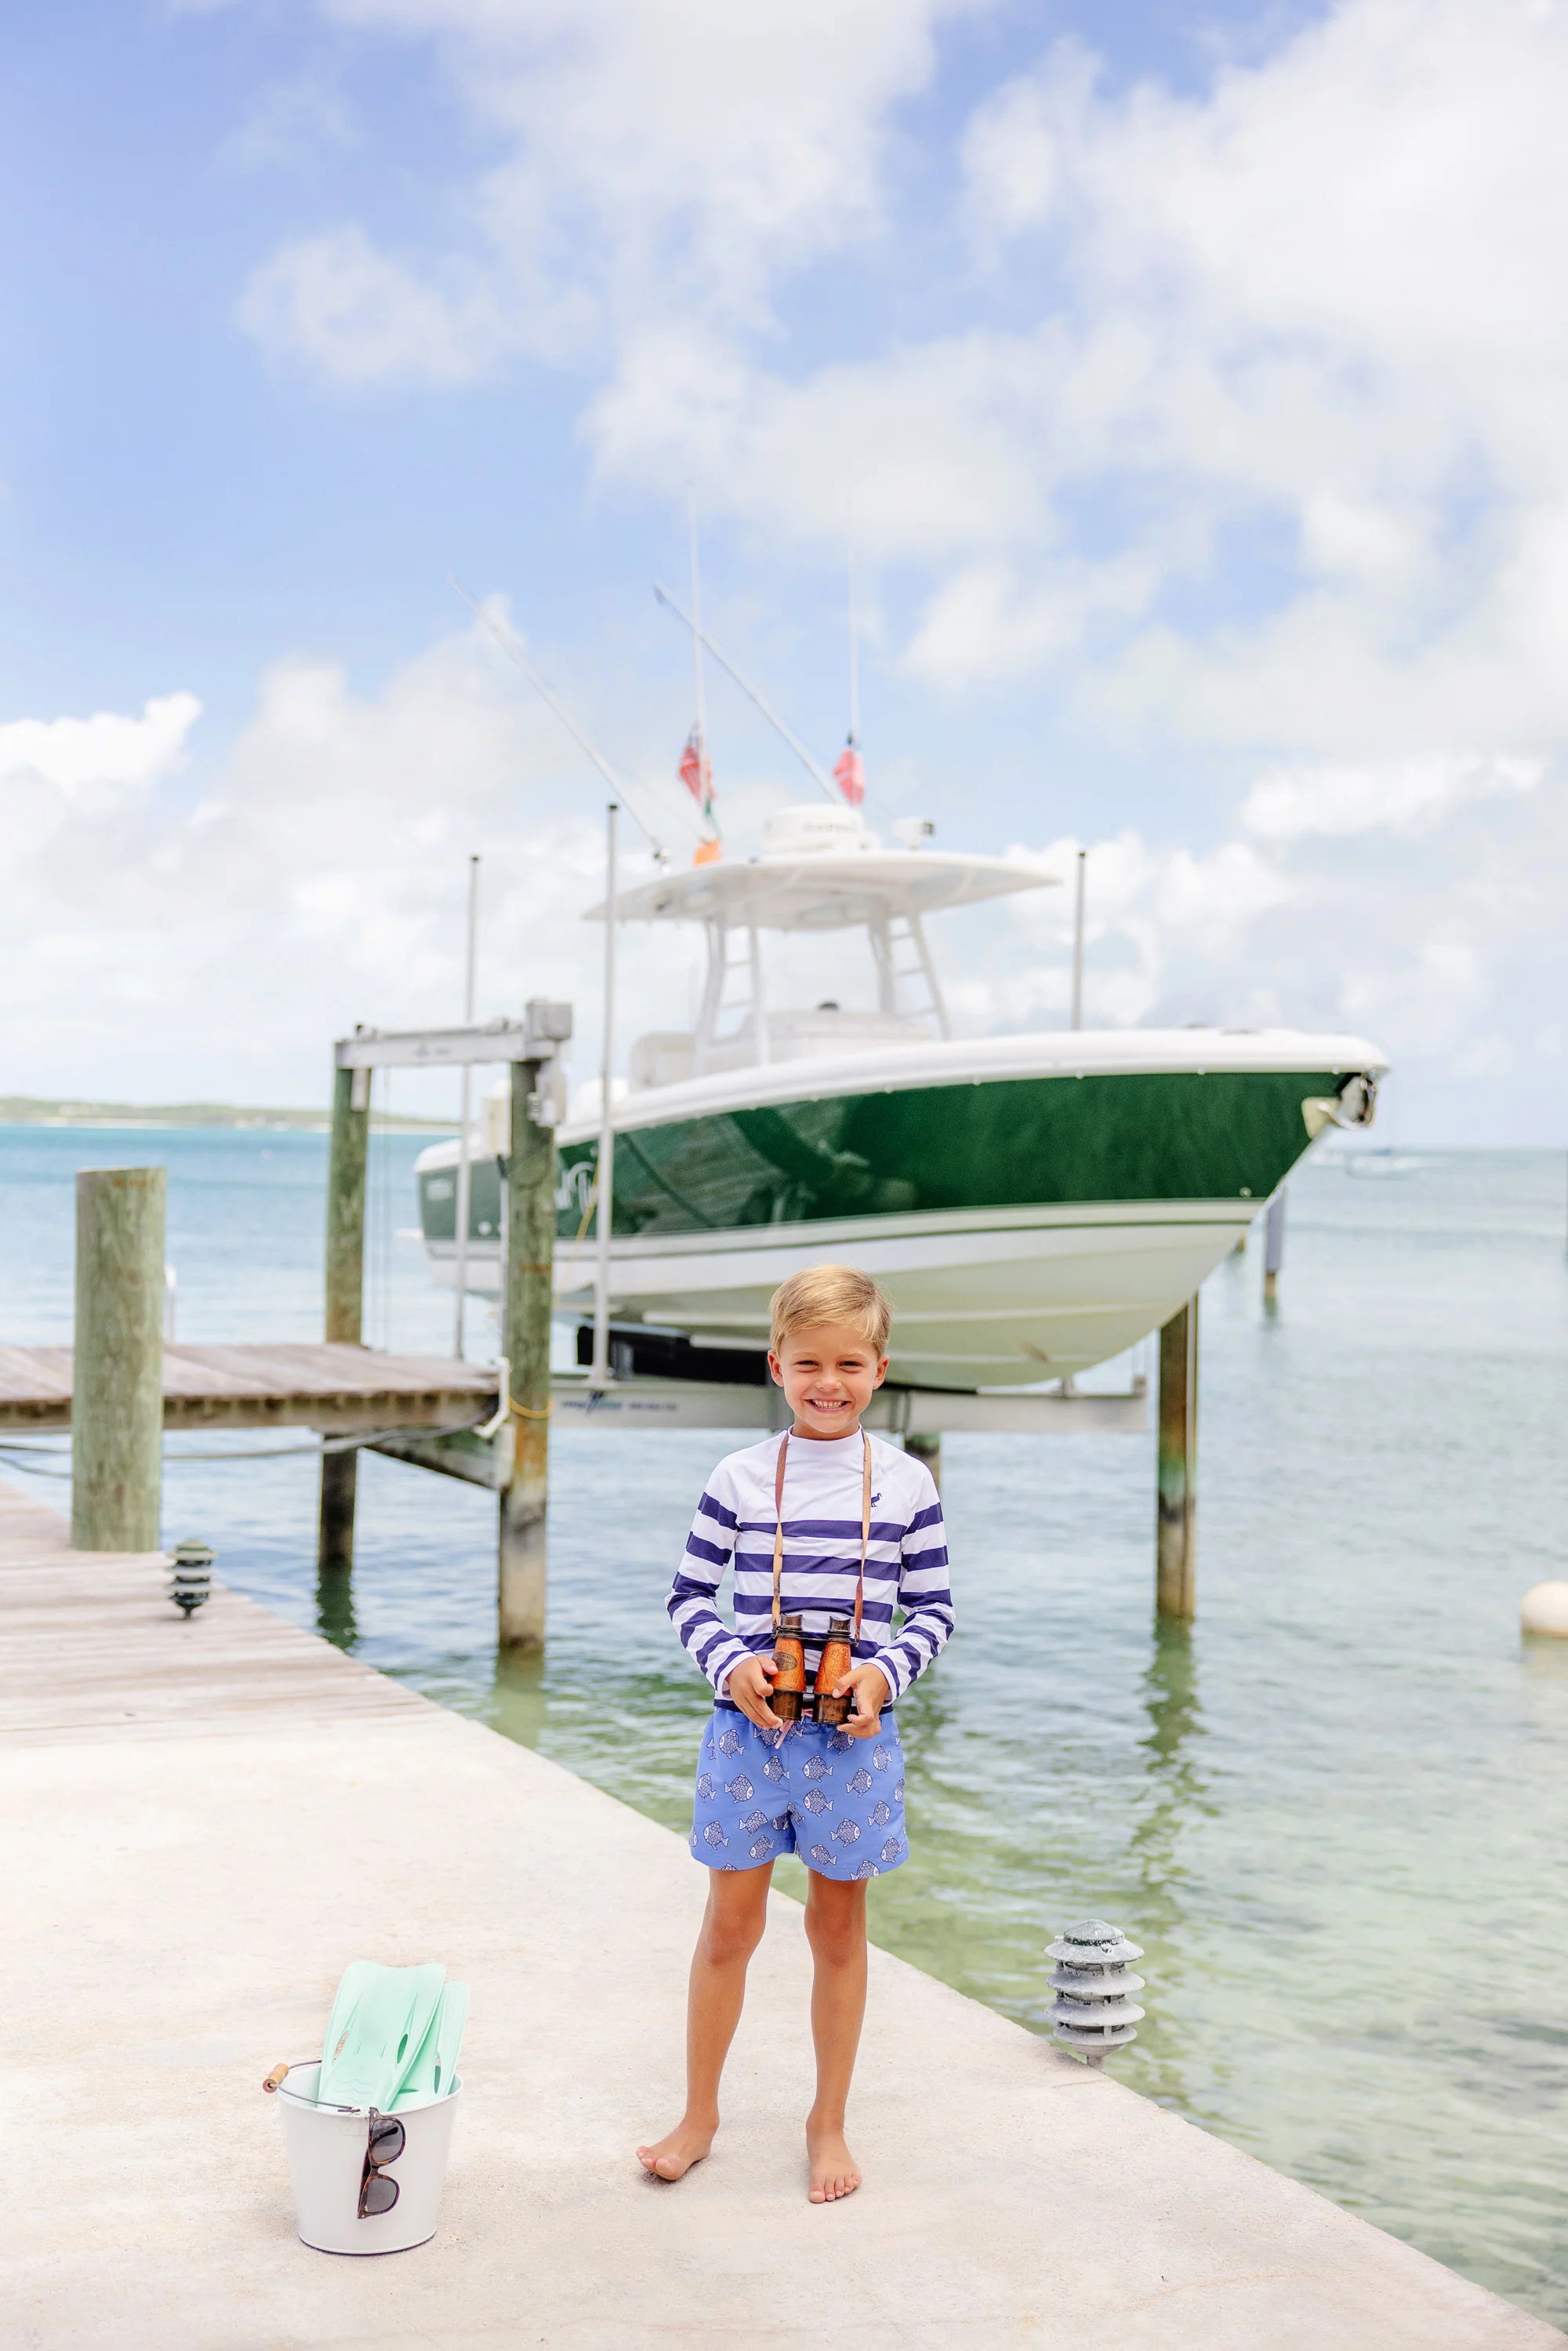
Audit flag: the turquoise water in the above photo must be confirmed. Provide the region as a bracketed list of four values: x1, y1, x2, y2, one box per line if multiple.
[3, 1126, 1567, 2324]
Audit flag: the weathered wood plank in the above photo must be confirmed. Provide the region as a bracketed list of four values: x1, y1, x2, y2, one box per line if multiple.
[0, 1488, 432, 1746]
[0, 1341, 498, 1430]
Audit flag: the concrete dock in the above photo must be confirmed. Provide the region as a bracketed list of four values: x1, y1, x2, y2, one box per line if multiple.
[0, 1481, 1559, 2351]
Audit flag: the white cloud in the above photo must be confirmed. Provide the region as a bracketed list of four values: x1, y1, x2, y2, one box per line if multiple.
[229, 0, 1568, 773]
[238, 0, 978, 378]
[0, 692, 201, 801]
[581, 0, 1568, 762]
[902, 551, 1161, 684]
[7, 624, 1567, 1137]
[0, 627, 715, 1103]
[1240, 752, 1543, 841]
[938, 0, 1568, 722]
[222, 76, 357, 173]
[236, 228, 517, 385]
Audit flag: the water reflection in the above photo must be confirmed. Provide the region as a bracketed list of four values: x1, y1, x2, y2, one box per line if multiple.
[1127, 1618, 1210, 2109]
[314, 1566, 358, 1652]
[489, 1644, 548, 1748]
[1134, 1617, 1210, 1857]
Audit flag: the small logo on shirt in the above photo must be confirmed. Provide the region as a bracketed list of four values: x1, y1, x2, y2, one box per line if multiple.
[870, 1492, 881, 1505]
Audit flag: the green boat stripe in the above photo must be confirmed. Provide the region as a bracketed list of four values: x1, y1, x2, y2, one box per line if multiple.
[547, 1069, 1344, 1242]
[615, 1127, 720, 1230]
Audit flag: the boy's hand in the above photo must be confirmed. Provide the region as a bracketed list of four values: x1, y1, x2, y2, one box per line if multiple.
[832, 1663, 891, 1739]
[726, 1653, 782, 1731]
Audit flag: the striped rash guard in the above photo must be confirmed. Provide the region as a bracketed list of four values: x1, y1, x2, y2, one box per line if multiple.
[669, 1429, 954, 1708]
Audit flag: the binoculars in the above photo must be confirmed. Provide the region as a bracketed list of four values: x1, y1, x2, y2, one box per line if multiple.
[770, 1614, 854, 1728]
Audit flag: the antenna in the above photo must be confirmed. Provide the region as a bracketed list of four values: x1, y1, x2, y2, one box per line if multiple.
[688, 500, 708, 761]
[846, 530, 859, 750]
[449, 578, 677, 863]
[653, 582, 838, 804]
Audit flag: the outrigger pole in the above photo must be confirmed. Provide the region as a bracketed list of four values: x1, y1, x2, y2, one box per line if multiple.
[688, 505, 710, 788]
[449, 578, 675, 864]
[450, 577, 662, 1388]
[653, 582, 840, 806]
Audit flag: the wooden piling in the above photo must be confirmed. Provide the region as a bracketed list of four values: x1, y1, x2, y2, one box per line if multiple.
[1156, 1298, 1197, 1619]
[71, 1167, 166, 1552]
[905, 1430, 942, 1489]
[499, 1056, 556, 1649]
[318, 1063, 369, 1576]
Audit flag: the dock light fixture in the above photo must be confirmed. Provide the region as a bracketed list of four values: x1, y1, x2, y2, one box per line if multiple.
[168, 1538, 215, 1618]
[1046, 1920, 1145, 2064]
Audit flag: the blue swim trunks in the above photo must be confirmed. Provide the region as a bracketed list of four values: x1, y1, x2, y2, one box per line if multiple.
[688, 1708, 908, 1880]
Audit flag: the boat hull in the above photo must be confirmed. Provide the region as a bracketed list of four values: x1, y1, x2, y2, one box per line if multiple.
[418, 1056, 1366, 1386]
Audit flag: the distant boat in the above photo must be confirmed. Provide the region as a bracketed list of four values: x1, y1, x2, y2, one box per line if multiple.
[1341, 1149, 1425, 1180]
[415, 803, 1388, 1390]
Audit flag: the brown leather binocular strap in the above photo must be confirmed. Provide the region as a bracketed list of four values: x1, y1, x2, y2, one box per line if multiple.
[853, 1429, 870, 1640]
[771, 1428, 873, 1639]
[771, 1431, 789, 1632]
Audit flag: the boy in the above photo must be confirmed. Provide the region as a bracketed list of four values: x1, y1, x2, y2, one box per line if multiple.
[636, 1264, 954, 2203]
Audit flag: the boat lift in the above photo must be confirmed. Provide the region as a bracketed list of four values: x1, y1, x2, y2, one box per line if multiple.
[322, 1009, 1160, 1656]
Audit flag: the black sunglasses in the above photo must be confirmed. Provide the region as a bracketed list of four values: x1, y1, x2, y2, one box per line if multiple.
[358, 2109, 406, 2218]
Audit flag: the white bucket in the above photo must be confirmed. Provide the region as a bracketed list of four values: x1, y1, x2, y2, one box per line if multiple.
[275, 2061, 462, 2255]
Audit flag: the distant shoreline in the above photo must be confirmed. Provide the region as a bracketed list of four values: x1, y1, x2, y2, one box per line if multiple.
[0, 1097, 452, 1136]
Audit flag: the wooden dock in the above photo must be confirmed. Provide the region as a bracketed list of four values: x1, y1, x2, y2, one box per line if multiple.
[0, 1339, 1145, 1444]
[0, 1478, 1557, 2351]
[0, 1340, 496, 1433]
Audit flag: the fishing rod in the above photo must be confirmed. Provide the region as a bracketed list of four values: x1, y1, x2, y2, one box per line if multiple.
[449, 578, 677, 864]
[652, 582, 839, 805]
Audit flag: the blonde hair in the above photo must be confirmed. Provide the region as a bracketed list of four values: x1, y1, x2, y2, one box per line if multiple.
[770, 1264, 892, 1356]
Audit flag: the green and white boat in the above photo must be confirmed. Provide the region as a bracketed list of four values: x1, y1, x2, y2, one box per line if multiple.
[416, 803, 1385, 1389]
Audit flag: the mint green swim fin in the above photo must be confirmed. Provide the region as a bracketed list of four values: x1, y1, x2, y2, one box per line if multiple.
[317, 1961, 446, 2112]
[394, 1979, 468, 2109]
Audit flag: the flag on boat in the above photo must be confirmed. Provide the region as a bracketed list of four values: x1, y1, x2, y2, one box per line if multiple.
[679, 725, 717, 838]
[833, 740, 865, 808]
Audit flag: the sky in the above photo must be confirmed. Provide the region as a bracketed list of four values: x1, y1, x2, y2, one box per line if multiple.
[3, 0, 1565, 1140]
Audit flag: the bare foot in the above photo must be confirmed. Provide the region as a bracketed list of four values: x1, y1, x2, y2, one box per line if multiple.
[806, 2119, 862, 2204]
[636, 2118, 716, 2182]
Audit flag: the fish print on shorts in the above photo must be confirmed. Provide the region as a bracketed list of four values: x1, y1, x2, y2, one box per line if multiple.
[689, 1710, 911, 1881]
